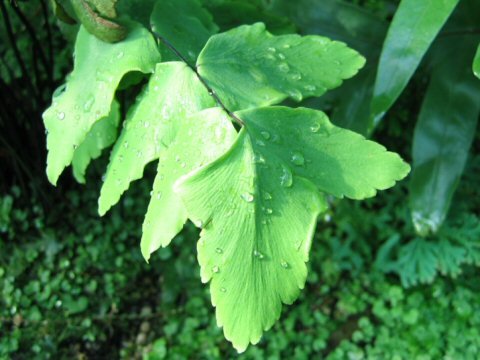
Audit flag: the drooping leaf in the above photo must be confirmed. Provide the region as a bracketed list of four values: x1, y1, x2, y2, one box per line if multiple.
[175, 106, 409, 350]
[141, 108, 237, 260]
[474, 44, 480, 79]
[98, 62, 215, 216]
[409, 39, 480, 236]
[176, 129, 326, 352]
[237, 107, 410, 200]
[197, 22, 365, 111]
[43, 23, 160, 185]
[71, 100, 120, 183]
[371, 0, 460, 126]
[150, 0, 218, 64]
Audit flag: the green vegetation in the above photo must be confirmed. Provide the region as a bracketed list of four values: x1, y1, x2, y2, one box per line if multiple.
[1, 0, 479, 358]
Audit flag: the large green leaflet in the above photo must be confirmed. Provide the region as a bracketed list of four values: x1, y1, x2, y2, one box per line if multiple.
[71, 100, 120, 183]
[98, 62, 215, 216]
[141, 108, 237, 260]
[150, 0, 218, 64]
[43, 23, 160, 185]
[371, 0, 459, 126]
[239, 107, 410, 200]
[197, 23, 366, 111]
[409, 39, 480, 236]
[176, 107, 409, 350]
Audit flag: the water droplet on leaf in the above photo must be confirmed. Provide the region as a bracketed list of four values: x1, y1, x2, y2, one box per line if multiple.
[253, 250, 264, 259]
[241, 193, 254, 203]
[260, 131, 271, 140]
[279, 166, 293, 187]
[290, 151, 305, 166]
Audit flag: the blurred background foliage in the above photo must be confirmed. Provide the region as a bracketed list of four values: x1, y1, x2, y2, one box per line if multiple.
[1, 0, 480, 358]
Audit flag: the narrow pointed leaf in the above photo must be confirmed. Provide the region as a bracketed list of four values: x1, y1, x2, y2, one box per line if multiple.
[371, 0, 459, 125]
[409, 40, 480, 236]
[197, 22, 365, 111]
[474, 44, 480, 79]
[176, 129, 326, 352]
[141, 108, 237, 260]
[72, 100, 120, 183]
[43, 23, 160, 185]
[237, 107, 410, 200]
[98, 62, 215, 215]
[150, 0, 218, 64]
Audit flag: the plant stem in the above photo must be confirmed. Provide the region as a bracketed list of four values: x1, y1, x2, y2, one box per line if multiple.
[150, 30, 245, 127]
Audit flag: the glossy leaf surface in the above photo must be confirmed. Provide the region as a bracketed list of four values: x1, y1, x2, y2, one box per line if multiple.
[98, 62, 215, 216]
[43, 24, 160, 185]
[72, 100, 120, 183]
[238, 107, 410, 200]
[141, 108, 237, 260]
[176, 106, 409, 350]
[474, 44, 480, 79]
[371, 0, 459, 125]
[197, 23, 365, 111]
[409, 39, 480, 235]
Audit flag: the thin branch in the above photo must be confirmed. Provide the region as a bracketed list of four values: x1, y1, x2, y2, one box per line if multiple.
[151, 30, 245, 127]
[0, 0, 38, 98]
[39, 0, 54, 89]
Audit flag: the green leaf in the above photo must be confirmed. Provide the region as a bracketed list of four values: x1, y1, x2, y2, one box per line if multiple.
[71, 99, 120, 183]
[409, 39, 480, 236]
[270, 0, 387, 57]
[269, 0, 388, 135]
[237, 107, 410, 200]
[371, 0, 460, 126]
[474, 44, 480, 79]
[43, 23, 160, 185]
[175, 106, 408, 350]
[203, 0, 295, 34]
[141, 108, 237, 261]
[98, 62, 215, 216]
[176, 129, 326, 352]
[197, 23, 365, 111]
[396, 238, 437, 287]
[150, 0, 218, 64]
[434, 240, 465, 277]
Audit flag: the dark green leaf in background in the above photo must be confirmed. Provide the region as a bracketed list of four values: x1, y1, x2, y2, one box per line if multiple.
[269, 0, 388, 135]
[474, 44, 480, 79]
[409, 38, 480, 236]
[150, 0, 218, 64]
[371, 0, 460, 127]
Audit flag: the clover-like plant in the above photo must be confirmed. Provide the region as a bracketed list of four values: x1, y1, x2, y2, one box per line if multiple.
[44, 0, 409, 351]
